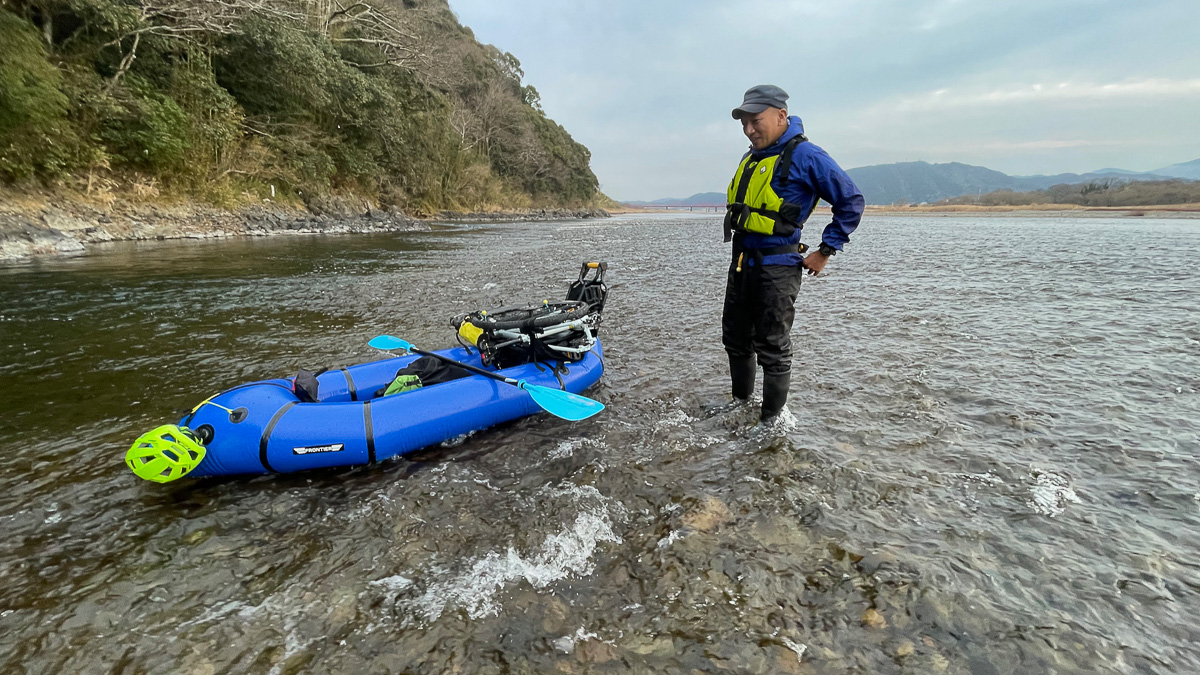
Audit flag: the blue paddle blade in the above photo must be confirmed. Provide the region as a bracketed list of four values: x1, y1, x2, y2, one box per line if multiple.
[369, 335, 413, 351]
[520, 382, 605, 421]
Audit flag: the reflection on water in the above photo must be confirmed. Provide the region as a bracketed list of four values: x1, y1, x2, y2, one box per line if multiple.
[1, 214, 1199, 673]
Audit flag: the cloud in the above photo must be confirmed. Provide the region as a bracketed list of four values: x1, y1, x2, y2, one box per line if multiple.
[875, 137, 1142, 157]
[967, 139, 1128, 152]
[450, 0, 1200, 199]
[884, 78, 1200, 113]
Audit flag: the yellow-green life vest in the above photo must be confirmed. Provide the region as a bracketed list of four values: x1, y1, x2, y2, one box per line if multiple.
[724, 136, 807, 241]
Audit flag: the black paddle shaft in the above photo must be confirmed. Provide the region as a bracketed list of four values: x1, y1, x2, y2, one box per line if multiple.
[410, 347, 517, 386]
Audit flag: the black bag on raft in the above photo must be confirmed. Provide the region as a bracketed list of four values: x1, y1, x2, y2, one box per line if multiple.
[373, 356, 471, 398]
[292, 369, 320, 403]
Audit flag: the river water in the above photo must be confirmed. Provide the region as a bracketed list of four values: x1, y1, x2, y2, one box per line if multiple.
[1, 213, 1198, 674]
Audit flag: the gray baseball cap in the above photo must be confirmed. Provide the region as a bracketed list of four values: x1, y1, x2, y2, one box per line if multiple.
[731, 84, 789, 119]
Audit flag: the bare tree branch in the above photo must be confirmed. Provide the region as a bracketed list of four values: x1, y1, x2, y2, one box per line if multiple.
[297, 0, 427, 71]
[324, 1, 370, 31]
[105, 31, 139, 91]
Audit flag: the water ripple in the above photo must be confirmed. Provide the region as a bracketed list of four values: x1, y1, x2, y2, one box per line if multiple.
[1, 215, 1199, 673]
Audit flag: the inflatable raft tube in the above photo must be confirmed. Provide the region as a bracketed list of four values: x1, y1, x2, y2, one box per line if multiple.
[151, 342, 603, 479]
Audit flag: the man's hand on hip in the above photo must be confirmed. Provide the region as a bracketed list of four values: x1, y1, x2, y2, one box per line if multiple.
[802, 250, 830, 275]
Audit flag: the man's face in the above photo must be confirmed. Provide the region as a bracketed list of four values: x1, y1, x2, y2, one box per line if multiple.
[740, 107, 789, 150]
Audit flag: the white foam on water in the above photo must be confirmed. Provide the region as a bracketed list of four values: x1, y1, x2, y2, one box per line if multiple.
[656, 529, 686, 549]
[548, 483, 627, 517]
[643, 402, 724, 457]
[952, 471, 1003, 487]
[749, 406, 798, 436]
[43, 502, 62, 525]
[549, 439, 579, 459]
[548, 436, 606, 460]
[781, 637, 808, 660]
[369, 574, 413, 592]
[657, 409, 697, 428]
[440, 430, 475, 448]
[412, 512, 620, 621]
[408, 483, 624, 623]
[177, 599, 253, 628]
[274, 624, 313, 675]
[1028, 470, 1081, 517]
[472, 477, 501, 491]
[552, 627, 601, 653]
[171, 588, 326, 675]
[331, 489, 397, 524]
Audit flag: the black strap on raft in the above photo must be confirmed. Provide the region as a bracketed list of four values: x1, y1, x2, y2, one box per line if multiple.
[338, 368, 356, 402]
[466, 300, 590, 332]
[363, 400, 376, 464]
[259, 401, 298, 473]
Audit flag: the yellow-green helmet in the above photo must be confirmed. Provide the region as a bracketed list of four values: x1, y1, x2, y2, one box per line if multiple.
[126, 425, 206, 483]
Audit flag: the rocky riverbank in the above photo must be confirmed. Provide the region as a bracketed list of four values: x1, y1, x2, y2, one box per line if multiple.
[432, 208, 610, 223]
[0, 195, 609, 261]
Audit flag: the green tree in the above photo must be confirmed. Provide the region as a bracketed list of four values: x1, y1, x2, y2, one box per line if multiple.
[0, 9, 80, 179]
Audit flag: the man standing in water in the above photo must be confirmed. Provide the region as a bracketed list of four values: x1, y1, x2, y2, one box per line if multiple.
[723, 85, 864, 422]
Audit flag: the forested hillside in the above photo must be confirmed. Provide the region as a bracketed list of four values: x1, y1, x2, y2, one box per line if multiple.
[846, 160, 1190, 205]
[936, 179, 1200, 208]
[0, 0, 599, 212]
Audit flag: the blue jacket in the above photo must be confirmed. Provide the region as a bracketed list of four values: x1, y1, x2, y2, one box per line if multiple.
[738, 116, 865, 266]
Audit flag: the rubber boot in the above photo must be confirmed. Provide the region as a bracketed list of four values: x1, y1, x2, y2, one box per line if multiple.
[760, 371, 791, 422]
[729, 356, 757, 401]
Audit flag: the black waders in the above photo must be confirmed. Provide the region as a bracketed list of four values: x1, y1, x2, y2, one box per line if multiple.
[729, 355, 757, 401]
[760, 371, 790, 422]
[721, 248, 803, 422]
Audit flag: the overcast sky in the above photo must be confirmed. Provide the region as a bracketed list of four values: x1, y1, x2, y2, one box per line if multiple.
[447, 0, 1200, 202]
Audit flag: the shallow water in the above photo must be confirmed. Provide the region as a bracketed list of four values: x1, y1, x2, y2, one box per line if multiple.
[1, 214, 1198, 674]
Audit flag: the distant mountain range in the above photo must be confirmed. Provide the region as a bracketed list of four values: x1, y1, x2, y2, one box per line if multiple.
[628, 158, 1200, 206]
[844, 160, 1196, 205]
[1151, 158, 1200, 180]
